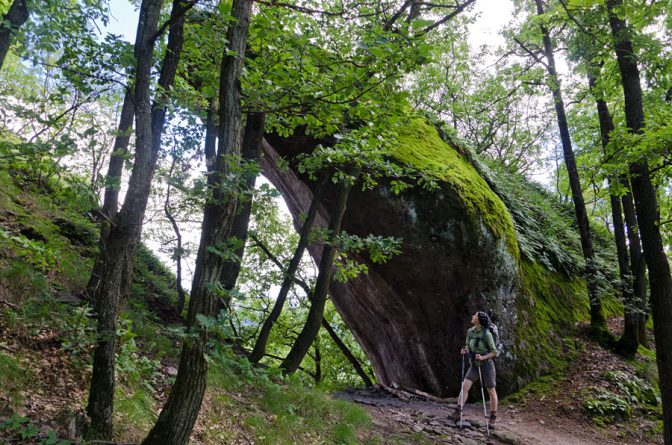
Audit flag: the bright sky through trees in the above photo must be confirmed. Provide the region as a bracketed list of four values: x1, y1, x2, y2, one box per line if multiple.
[106, 0, 515, 49]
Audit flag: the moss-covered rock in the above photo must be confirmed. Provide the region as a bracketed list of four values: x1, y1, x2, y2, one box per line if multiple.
[263, 117, 615, 396]
[393, 119, 519, 258]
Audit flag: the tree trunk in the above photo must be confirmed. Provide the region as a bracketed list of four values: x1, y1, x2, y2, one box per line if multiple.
[249, 233, 374, 386]
[620, 183, 648, 346]
[85, 0, 186, 438]
[321, 318, 374, 386]
[534, 0, 605, 331]
[607, 2, 672, 442]
[141, 2, 253, 443]
[85, 0, 163, 438]
[218, 112, 266, 308]
[204, 96, 218, 171]
[103, 91, 136, 218]
[0, 0, 28, 70]
[282, 172, 356, 374]
[587, 70, 638, 355]
[249, 172, 329, 363]
[85, 89, 135, 300]
[313, 339, 322, 384]
[164, 159, 186, 315]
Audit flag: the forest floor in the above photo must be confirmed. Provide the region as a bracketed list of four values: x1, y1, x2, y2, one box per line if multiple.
[0, 312, 663, 444]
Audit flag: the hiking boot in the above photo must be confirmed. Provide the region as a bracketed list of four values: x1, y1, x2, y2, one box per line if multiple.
[489, 411, 497, 429]
[447, 407, 462, 421]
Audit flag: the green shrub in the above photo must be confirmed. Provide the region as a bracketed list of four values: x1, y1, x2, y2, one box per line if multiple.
[583, 370, 661, 426]
[583, 388, 631, 425]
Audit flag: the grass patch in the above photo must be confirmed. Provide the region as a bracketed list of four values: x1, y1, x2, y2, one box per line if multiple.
[205, 351, 371, 445]
[0, 352, 28, 411]
[114, 385, 157, 442]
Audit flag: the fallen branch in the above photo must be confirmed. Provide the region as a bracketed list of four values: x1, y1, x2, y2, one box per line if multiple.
[400, 385, 456, 404]
[378, 383, 411, 402]
[0, 299, 19, 309]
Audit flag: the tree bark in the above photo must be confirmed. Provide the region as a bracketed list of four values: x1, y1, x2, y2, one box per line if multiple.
[587, 70, 638, 356]
[249, 172, 329, 364]
[141, 2, 253, 443]
[85, 0, 186, 438]
[620, 181, 648, 345]
[282, 171, 356, 374]
[313, 339, 322, 384]
[85, 0, 163, 438]
[321, 318, 374, 386]
[218, 112, 266, 308]
[204, 96, 218, 171]
[534, 0, 605, 331]
[164, 159, 186, 315]
[607, 2, 672, 442]
[85, 89, 135, 300]
[0, 0, 28, 70]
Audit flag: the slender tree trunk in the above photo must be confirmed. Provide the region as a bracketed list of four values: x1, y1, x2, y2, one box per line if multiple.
[85, 90, 135, 300]
[620, 178, 648, 346]
[103, 91, 136, 217]
[587, 70, 638, 355]
[249, 172, 329, 363]
[282, 172, 356, 374]
[607, 2, 672, 442]
[0, 0, 28, 70]
[321, 318, 374, 386]
[204, 96, 218, 171]
[85, 0, 186, 438]
[218, 112, 266, 308]
[141, 2, 253, 443]
[249, 233, 374, 386]
[313, 339, 322, 384]
[85, 0, 162, 438]
[164, 159, 186, 315]
[534, 0, 605, 331]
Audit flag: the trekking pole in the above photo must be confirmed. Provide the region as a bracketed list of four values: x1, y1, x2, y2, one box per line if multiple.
[459, 353, 465, 428]
[477, 364, 490, 436]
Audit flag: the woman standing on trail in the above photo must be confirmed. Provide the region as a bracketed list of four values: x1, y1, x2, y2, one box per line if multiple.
[450, 311, 499, 427]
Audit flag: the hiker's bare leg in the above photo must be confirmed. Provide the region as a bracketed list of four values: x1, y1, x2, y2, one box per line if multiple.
[460, 379, 474, 408]
[487, 387, 498, 413]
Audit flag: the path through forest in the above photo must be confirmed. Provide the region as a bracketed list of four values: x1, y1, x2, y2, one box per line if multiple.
[338, 386, 653, 445]
[337, 319, 661, 445]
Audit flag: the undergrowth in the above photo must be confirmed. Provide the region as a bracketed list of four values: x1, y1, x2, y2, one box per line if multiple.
[203, 348, 371, 445]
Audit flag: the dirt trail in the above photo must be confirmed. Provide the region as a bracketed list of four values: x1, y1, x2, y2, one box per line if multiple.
[337, 386, 657, 445]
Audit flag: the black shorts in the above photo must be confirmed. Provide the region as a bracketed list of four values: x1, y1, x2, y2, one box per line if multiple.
[465, 359, 496, 388]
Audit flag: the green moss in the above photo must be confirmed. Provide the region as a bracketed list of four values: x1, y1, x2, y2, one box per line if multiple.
[633, 345, 659, 388]
[504, 374, 559, 407]
[392, 119, 519, 257]
[513, 260, 587, 383]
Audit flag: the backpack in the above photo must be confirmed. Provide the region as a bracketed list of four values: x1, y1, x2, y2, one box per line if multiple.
[477, 322, 503, 358]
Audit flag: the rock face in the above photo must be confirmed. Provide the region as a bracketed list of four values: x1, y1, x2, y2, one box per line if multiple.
[261, 119, 589, 396]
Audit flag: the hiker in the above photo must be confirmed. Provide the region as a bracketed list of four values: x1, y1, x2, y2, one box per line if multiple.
[451, 311, 499, 427]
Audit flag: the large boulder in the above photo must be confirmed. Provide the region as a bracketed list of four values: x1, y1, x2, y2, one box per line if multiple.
[262, 119, 593, 396]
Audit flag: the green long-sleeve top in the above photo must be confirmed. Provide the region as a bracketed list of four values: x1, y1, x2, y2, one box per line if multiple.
[466, 326, 497, 356]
